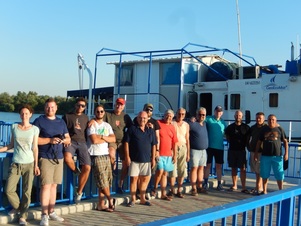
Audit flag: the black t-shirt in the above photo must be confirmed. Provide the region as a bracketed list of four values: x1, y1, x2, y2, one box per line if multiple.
[259, 126, 286, 156]
[225, 122, 250, 151]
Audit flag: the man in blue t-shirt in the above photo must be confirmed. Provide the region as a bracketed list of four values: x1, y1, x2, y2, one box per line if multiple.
[204, 105, 227, 191]
[188, 107, 209, 195]
[124, 111, 157, 207]
[33, 98, 71, 226]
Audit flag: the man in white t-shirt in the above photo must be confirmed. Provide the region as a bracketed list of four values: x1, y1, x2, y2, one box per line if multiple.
[87, 105, 116, 212]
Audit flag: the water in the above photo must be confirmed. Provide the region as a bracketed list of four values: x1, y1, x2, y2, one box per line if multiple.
[0, 112, 62, 123]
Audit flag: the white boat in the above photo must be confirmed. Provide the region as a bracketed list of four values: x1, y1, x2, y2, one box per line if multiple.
[83, 43, 301, 141]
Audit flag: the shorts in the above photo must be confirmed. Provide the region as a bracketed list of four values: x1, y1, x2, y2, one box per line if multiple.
[91, 155, 112, 189]
[249, 152, 261, 174]
[157, 156, 174, 172]
[129, 162, 151, 177]
[227, 150, 247, 168]
[64, 141, 91, 166]
[190, 149, 207, 168]
[260, 155, 284, 180]
[206, 148, 224, 164]
[109, 142, 125, 160]
[169, 144, 187, 178]
[39, 158, 64, 186]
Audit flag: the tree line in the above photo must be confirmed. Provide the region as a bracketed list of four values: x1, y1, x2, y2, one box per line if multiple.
[0, 91, 76, 115]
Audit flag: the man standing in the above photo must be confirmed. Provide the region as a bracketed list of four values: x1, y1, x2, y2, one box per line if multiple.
[225, 110, 250, 193]
[204, 105, 227, 191]
[168, 108, 190, 198]
[188, 107, 209, 196]
[104, 97, 133, 194]
[153, 109, 178, 201]
[125, 111, 157, 207]
[87, 105, 116, 212]
[33, 98, 71, 226]
[247, 112, 266, 195]
[63, 97, 91, 204]
[255, 114, 288, 194]
[133, 103, 160, 198]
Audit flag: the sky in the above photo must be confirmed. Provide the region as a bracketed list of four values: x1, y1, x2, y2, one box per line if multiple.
[1, 0, 300, 97]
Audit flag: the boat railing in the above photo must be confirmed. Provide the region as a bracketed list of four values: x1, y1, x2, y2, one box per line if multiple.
[1, 135, 300, 212]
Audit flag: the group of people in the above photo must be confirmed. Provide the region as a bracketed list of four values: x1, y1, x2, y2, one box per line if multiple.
[0, 97, 289, 225]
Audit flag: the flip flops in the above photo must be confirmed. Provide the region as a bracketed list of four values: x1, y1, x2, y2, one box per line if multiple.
[140, 201, 152, 206]
[228, 187, 238, 191]
[241, 189, 250, 194]
[127, 201, 135, 207]
[161, 196, 172, 201]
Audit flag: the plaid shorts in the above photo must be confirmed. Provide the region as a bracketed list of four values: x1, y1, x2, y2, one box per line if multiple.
[91, 155, 112, 190]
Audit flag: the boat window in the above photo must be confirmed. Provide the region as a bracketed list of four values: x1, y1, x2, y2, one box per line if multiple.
[184, 63, 198, 84]
[230, 94, 240, 109]
[115, 65, 133, 86]
[224, 95, 228, 110]
[199, 93, 212, 116]
[160, 62, 181, 85]
[269, 93, 278, 107]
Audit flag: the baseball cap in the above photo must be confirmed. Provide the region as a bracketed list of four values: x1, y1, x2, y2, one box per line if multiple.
[143, 103, 153, 110]
[116, 98, 126, 105]
[214, 105, 223, 112]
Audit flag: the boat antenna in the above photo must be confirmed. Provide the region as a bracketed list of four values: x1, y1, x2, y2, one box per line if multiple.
[236, 0, 242, 66]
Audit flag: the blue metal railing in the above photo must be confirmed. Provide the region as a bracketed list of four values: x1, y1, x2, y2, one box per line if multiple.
[140, 186, 301, 226]
[1, 120, 301, 224]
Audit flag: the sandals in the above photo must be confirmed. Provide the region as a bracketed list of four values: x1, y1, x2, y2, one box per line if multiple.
[241, 189, 250, 194]
[161, 196, 172, 201]
[191, 189, 198, 196]
[109, 198, 116, 210]
[140, 201, 152, 206]
[167, 190, 174, 197]
[127, 201, 135, 207]
[96, 206, 114, 212]
[228, 187, 238, 191]
[150, 188, 156, 197]
[176, 192, 184, 198]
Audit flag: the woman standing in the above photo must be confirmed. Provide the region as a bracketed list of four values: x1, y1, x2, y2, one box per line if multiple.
[0, 104, 40, 225]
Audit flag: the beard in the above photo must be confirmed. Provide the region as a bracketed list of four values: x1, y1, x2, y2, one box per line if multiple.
[96, 116, 104, 120]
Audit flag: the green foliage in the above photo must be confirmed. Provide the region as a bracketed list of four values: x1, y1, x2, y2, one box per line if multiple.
[0, 92, 76, 115]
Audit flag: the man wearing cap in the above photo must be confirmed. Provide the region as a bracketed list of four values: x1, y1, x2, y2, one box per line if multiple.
[203, 105, 227, 191]
[104, 97, 133, 194]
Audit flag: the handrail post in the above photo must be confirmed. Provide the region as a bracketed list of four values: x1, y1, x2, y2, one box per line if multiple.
[280, 197, 294, 226]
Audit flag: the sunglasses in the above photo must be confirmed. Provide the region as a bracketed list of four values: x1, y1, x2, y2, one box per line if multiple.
[96, 110, 104, 113]
[199, 114, 206, 116]
[145, 108, 153, 112]
[77, 104, 86, 108]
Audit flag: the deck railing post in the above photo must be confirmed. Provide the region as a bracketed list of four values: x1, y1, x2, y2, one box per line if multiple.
[280, 197, 294, 226]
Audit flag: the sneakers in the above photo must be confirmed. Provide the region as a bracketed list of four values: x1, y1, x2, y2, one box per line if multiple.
[217, 184, 225, 191]
[8, 208, 20, 217]
[75, 192, 83, 204]
[40, 214, 49, 226]
[19, 218, 27, 225]
[49, 211, 64, 222]
[202, 182, 209, 190]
